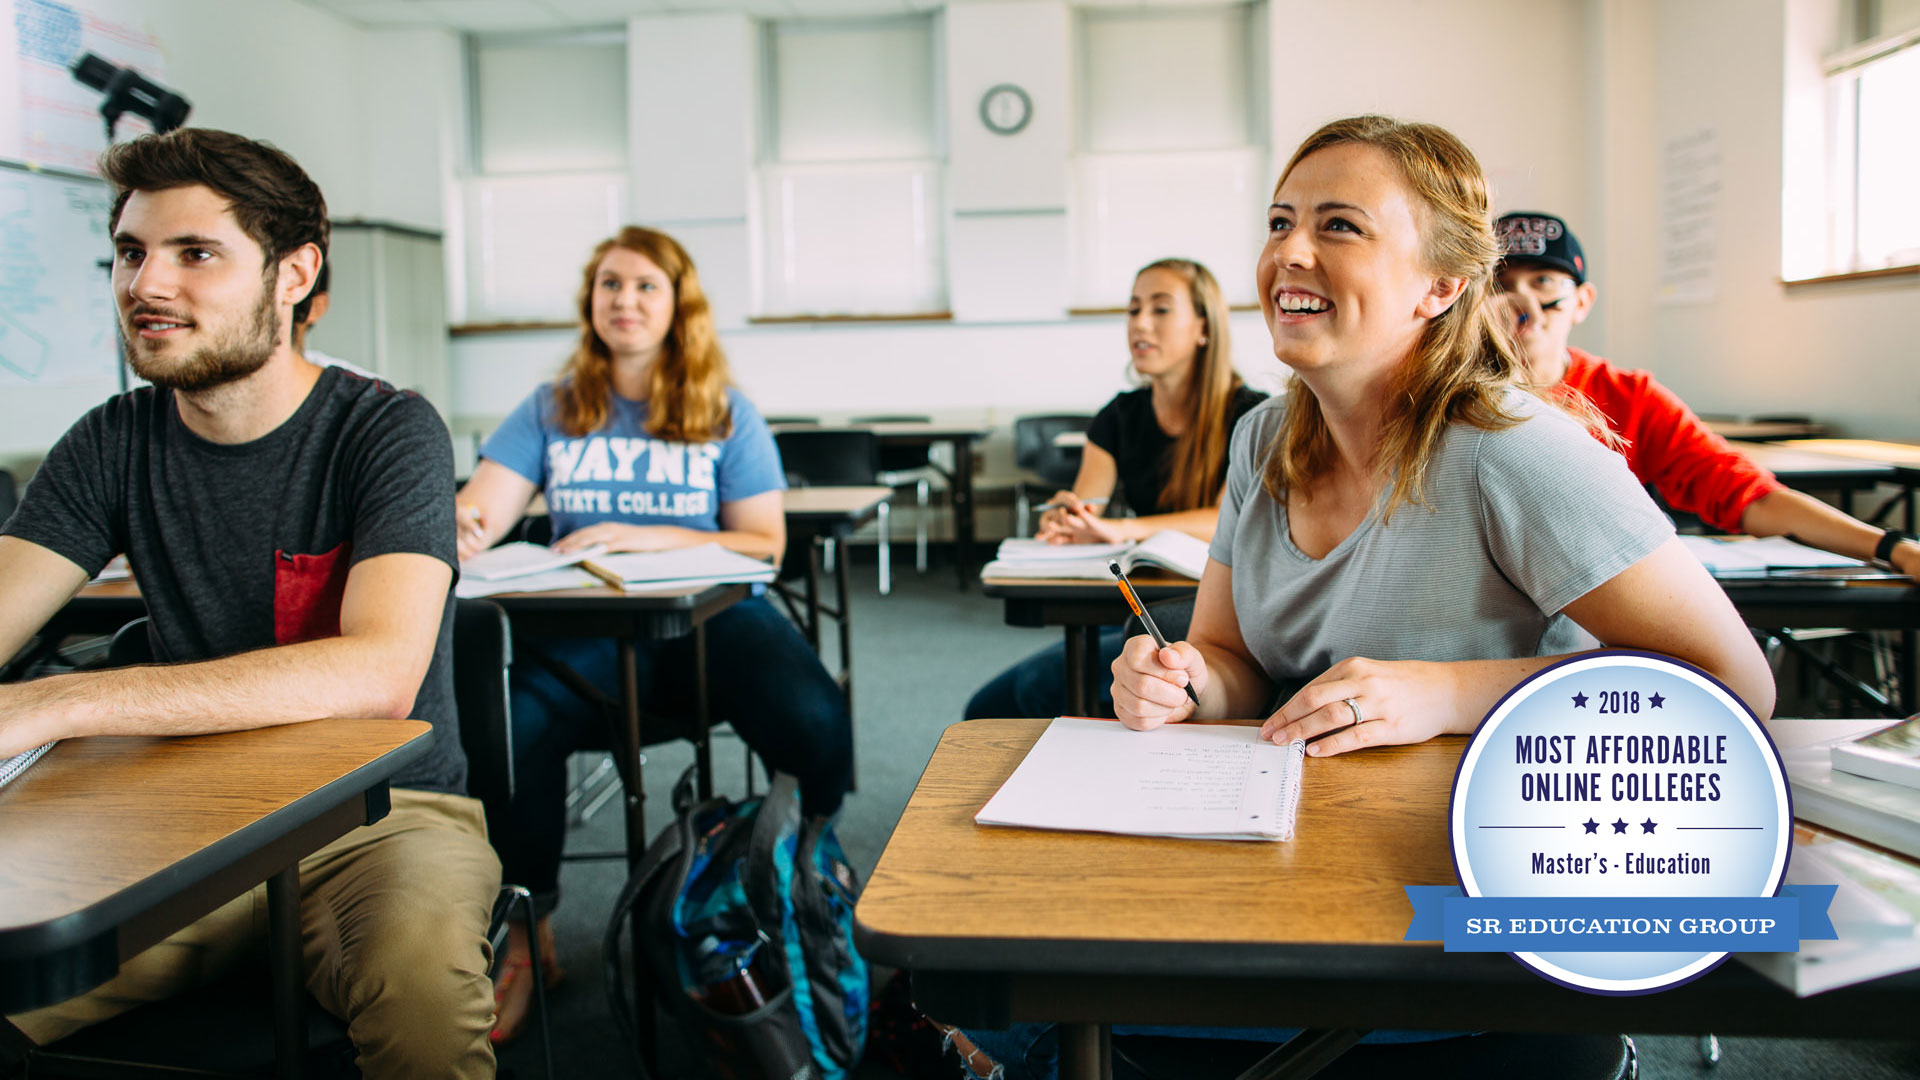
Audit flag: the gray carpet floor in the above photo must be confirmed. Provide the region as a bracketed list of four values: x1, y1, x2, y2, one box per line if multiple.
[494, 552, 1919, 1079]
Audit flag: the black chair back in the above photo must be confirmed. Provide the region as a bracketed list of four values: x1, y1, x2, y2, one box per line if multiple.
[851, 414, 936, 474]
[0, 469, 16, 527]
[107, 617, 154, 667]
[1014, 414, 1094, 489]
[453, 598, 515, 812]
[1122, 595, 1195, 645]
[775, 429, 880, 488]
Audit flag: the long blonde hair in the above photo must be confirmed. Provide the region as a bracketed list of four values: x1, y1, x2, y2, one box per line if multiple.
[553, 226, 732, 442]
[1261, 116, 1522, 515]
[1136, 258, 1244, 512]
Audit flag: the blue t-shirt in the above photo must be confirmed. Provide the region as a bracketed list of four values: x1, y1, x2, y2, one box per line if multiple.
[481, 384, 785, 541]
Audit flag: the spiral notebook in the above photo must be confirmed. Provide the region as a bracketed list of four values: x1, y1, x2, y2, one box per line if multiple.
[0, 742, 55, 790]
[975, 717, 1307, 842]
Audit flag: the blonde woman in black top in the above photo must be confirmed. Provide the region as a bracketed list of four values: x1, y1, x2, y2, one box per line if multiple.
[967, 258, 1264, 719]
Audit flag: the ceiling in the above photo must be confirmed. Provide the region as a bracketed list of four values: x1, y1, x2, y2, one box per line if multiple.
[296, 0, 1231, 32]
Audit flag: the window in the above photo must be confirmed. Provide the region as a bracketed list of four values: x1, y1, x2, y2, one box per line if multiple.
[1070, 5, 1266, 308]
[459, 31, 629, 322]
[1791, 1, 1920, 278]
[755, 17, 946, 318]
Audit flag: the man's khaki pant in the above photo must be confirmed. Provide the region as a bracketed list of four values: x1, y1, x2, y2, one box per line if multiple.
[10, 788, 503, 1079]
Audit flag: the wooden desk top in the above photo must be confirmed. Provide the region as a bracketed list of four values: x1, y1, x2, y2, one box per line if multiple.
[1781, 438, 1920, 471]
[857, 719, 1461, 968]
[782, 485, 894, 519]
[770, 420, 990, 441]
[1729, 441, 1899, 480]
[0, 719, 429, 948]
[1703, 420, 1830, 441]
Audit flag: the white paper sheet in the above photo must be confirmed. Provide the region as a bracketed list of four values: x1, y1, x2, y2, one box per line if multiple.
[976, 717, 1305, 841]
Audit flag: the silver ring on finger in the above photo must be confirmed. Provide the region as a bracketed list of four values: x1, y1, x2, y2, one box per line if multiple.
[1343, 697, 1364, 728]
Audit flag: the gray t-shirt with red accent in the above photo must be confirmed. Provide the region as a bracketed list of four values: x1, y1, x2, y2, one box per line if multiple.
[2, 366, 467, 794]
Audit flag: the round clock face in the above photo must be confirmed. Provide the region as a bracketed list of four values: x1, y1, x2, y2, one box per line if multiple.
[979, 83, 1032, 136]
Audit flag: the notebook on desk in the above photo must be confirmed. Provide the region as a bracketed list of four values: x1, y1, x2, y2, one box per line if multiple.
[0, 742, 54, 790]
[1680, 535, 1873, 577]
[982, 530, 1210, 581]
[975, 716, 1306, 841]
[459, 540, 607, 581]
[581, 544, 778, 592]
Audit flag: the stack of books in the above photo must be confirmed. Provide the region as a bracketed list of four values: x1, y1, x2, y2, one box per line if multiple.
[1745, 717, 1920, 994]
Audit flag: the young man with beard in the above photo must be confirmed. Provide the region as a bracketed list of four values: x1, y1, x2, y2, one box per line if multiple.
[1496, 211, 1920, 578]
[0, 129, 500, 1077]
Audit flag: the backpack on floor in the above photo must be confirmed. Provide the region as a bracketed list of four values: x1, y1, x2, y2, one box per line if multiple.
[605, 767, 868, 1080]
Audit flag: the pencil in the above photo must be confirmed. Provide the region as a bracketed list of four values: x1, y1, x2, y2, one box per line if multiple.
[1109, 561, 1201, 705]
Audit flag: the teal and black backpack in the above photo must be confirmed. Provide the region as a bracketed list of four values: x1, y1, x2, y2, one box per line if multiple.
[606, 768, 868, 1079]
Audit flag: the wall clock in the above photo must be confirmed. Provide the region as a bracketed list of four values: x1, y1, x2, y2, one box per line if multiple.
[978, 83, 1032, 136]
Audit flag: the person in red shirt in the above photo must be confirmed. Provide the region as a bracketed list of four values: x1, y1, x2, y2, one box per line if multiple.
[1495, 211, 1919, 577]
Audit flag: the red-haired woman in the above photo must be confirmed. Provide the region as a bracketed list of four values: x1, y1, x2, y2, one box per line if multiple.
[454, 227, 851, 1042]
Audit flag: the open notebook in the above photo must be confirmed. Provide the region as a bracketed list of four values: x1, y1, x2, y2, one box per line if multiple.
[1680, 535, 1871, 577]
[582, 544, 778, 592]
[0, 742, 55, 790]
[459, 540, 607, 582]
[976, 716, 1306, 841]
[981, 529, 1211, 581]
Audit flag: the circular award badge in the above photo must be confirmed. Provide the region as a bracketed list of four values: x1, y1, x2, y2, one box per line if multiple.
[1448, 651, 1791, 994]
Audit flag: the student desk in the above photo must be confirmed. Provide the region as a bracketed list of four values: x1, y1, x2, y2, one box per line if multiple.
[1727, 441, 1898, 516]
[781, 486, 892, 699]
[0, 719, 431, 1079]
[856, 718, 1920, 1080]
[1703, 419, 1829, 441]
[980, 573, 1197, 716]
[1779, 438, 1920, 532]
[770, 420, 992, 589]
[485, 581, 750, 863]
[984, 572, 1920, 719]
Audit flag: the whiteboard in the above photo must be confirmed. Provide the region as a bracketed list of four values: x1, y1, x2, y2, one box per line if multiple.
[0, 159, 121, 455]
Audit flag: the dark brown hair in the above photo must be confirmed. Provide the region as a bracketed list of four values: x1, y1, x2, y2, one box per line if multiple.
[555, 226, 732, 442]
[100, 128, 328, 319]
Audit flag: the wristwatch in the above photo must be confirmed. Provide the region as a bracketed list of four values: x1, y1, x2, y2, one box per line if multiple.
[1871, 529, 1911, 571]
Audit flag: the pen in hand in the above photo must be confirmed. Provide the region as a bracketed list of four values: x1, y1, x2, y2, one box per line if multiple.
[1109, 561, 1200, 706]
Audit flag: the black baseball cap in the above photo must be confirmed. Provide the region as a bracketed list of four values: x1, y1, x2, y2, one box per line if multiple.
[1495, 212, 1586, 284]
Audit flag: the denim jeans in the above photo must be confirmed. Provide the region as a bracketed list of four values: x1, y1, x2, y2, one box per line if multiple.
[965, 627, 1130, 720]
[490, 595, 852, 901]
[965, 1023, 1468, 1080]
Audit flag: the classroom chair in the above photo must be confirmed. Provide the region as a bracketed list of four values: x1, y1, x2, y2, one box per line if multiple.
[1110, 1031, 1636, 1080]
[774, 428, 894, 595]
[22, 604, 554, 1079]
[1012, 414, 1095, 538]
[0, 469, 16, 526]
[851, 413, 948, 575]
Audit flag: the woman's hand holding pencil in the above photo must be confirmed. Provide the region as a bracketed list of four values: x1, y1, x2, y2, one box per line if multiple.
[1108, 560, 1207, 730]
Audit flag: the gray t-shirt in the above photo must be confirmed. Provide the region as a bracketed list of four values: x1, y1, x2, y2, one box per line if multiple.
[3, 366, 467, 794]
[1208, 390, 1674, 702]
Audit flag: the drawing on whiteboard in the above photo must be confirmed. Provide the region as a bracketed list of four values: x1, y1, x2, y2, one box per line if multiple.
[13, 0, 167, 175]
[0, 167, 117, 386]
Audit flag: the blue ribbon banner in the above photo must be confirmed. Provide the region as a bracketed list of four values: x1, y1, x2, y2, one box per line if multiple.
[1404, 886, 1838, 952]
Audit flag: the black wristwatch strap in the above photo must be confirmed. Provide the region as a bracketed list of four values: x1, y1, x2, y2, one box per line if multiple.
[1873, 529, 1909, 570]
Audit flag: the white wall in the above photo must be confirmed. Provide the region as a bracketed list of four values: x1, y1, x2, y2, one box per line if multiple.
[1595, 0, 1920, 438]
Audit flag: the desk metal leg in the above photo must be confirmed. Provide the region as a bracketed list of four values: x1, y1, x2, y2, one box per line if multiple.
[1057, 1022, 1110, 1080]
[1236, 1028, 1368, 1080]
[1064, 626, 1088, 717]
[615, 638, 657, 1068]
[695, 622, 713, 798]
[268, 864, 307, 1080]
[1902, 629, 1918, 715]
[834, 527, 858, 791]
[803, 538, 823, 651]
[953, 438, 977, 590]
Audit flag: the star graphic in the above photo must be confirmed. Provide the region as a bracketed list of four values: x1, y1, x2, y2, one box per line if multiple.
[1648, 692, 1666, 708]
[1641, 819, 1658, 834]
[1572, 692, 1590, 708]
[1583, 818, 1600, 834]
[1611, 818, 1629, 834]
